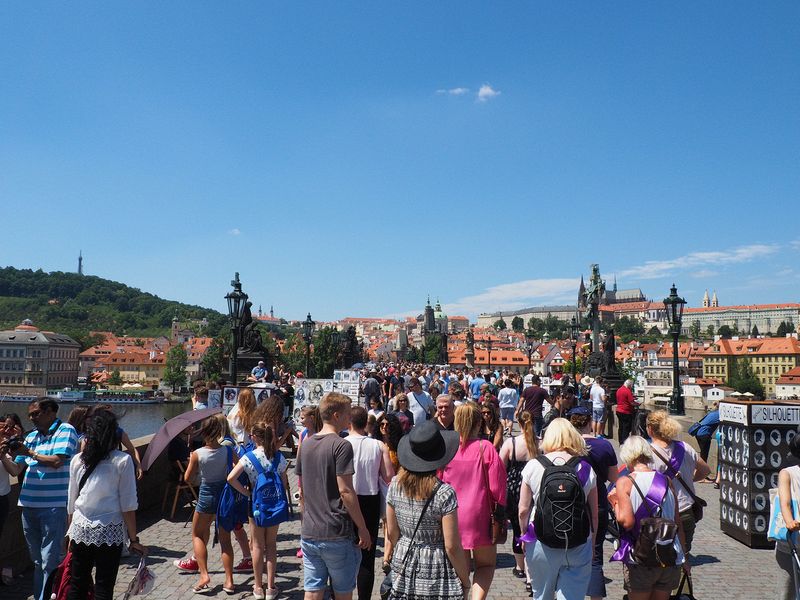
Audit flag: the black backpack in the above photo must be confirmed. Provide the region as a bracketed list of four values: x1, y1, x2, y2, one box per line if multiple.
[533, 455, 591, 548]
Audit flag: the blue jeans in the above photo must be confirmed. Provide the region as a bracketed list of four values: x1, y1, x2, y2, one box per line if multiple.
[587, 505, 609, 597]
[301, 537, 361, 594]
[534, 415, 544, 437]
[526, 538, 592, 600]
[22, 506, 68, 600]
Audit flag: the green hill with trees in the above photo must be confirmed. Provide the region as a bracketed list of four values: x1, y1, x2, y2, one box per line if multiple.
[0, 266, 227, 348]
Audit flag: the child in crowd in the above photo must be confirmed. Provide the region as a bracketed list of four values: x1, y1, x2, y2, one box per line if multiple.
[227, 421, 289, 600]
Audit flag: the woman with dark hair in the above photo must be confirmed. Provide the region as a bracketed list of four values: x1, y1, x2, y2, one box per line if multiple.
[375, 413, 403, 472]
[0, 413, 25, 543]
[479, 403, 503, 452]
[66, 408, 145, 600]
[68, 405, 144, 480]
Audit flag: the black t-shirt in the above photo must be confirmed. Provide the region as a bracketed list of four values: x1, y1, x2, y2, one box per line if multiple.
[434, 418, 454, 431]
[521, 386, 549, 418]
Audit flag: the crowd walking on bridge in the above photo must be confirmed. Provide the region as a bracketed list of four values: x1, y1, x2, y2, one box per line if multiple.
[0, 364, 734, 600]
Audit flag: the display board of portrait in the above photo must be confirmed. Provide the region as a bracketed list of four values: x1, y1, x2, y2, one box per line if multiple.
[292, 378, 334, 427]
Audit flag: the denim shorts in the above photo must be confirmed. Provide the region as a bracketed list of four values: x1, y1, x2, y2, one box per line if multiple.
[500, 406, 516, 421]
[592, 407, 605, 423]
[301, 537, 361, 593]
[196, 481, 225, 514]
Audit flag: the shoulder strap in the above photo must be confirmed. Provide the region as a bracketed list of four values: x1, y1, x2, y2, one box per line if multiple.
[536, 455, 553, 469]
[511, 436, 517, 463]
[400, 481, 441, 572]
[246, 451, 266, 478]
[78, 461, 99, 494]
[628, 473, 667, 518]
[650, 444, 700, 503]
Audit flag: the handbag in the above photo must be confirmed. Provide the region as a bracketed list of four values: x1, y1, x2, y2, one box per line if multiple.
[629, 475, 679, 568]
[479, 441, 508, 545]
[768, 487, 800, 542]
[379, 482, 442, 600]
[651, 444, 707, 523]
[670, 572, 697, 600]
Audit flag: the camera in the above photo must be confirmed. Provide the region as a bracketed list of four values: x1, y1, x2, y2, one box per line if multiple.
[5, 437, 24, 451]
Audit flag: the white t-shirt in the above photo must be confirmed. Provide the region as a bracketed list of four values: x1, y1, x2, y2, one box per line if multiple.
[523, 374, 534, 390]
[406, 391, 433, 425]
[346, 433, 384, 496]
[497, 388, 519, 409]
[0, 461, 10, 496]
[520, 450, 596, 530]
[589, 384, 606, 410]
[240, 448, 288, 488]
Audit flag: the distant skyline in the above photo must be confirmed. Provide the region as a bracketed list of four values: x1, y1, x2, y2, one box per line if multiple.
[2, 3, 799, 320]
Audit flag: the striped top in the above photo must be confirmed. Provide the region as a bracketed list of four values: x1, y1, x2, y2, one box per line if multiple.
[15, 419, 79, 508]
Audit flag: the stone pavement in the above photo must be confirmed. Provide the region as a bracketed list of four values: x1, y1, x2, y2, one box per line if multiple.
[2, 428, 785, 599]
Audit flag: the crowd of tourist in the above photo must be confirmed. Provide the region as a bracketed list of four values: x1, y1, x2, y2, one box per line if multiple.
[0, 363, 721, 600]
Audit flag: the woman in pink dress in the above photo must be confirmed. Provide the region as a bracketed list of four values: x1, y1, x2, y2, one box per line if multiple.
[440, 401, 507, 600]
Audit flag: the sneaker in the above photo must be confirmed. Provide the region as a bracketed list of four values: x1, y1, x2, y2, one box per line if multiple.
[234, 557, 253, 573]
[265, 589, 279, 600]
[174, 557, 199, 572]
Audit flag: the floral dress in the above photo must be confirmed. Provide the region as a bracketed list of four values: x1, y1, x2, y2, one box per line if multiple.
[386, 481, 462, 599]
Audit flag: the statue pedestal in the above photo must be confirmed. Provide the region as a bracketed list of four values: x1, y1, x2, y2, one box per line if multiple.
[235, 351, 272, 384]
[465, 350, 475, 370]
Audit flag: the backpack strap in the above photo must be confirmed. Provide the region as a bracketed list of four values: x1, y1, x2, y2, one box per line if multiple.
[245, 451, 266, 478]
[566, 456, 591, 487]
[611, 472, 670, 562]
[536, 455, 554, 469]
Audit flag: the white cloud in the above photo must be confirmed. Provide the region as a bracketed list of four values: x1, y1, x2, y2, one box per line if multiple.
[228, 228, 241, 236]
[617, 243, 780, 280]
[791, 240, 800, 251]
[442, 278, 579, 316]
[689, 269, 718, 279]
[436, 87, 470, 96]
[477, 84, 501, 102]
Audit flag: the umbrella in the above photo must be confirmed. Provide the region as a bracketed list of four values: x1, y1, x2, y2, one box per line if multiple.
[141, 407, 221, 471]
[730, 391, 743, 397]
[122, 556, 156, 599]
[742, 392, 755, 397]
[350, 363, 364, 370]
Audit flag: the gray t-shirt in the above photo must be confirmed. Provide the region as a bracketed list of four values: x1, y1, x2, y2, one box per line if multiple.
[295, 432, 355, 541]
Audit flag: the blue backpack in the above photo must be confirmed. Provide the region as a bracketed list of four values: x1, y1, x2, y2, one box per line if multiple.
[216, 446, 249, 532]
[246, 451, 289, 528]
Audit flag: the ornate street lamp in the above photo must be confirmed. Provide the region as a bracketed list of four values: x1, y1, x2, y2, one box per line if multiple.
[331, 327, 341, 369]
[663, 283, 687, 415]
[302, 313, 315, 377]
[570, 315, 580, 381]
[224, 272, 248, 382]
[486, 337, 493, 371]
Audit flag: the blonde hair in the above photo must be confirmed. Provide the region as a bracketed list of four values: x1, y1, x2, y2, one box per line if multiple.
[517, 411, 539, 458]
[236, 388, 257, 434]
[320, 392, 351, 423]
[540, 418, 587, 456]
[454, 401, 481, 445]
[619, 435, 654, 467]
[646, 410, 682, 442]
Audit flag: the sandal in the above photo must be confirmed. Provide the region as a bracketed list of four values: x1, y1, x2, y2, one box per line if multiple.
[512, 567, 526, 579]
[525, 582, 532, 593]
[193, 583, 212, 594]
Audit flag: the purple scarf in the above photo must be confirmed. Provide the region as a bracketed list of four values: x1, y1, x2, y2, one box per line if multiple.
[519, 458, 591, 544]
[610, 471, 669, 563]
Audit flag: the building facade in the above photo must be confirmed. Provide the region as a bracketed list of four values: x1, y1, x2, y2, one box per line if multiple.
[681, 304, 800, 336]
[0, 320, 80, 395]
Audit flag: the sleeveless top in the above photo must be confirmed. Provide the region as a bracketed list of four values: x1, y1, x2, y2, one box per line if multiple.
[196, 446, 228, 484]
[627, 471, 685, 565]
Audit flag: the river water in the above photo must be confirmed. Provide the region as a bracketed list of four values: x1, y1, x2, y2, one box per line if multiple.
[1, 400, 193, 439]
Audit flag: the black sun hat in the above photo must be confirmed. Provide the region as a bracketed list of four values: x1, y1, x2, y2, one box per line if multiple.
[397, 420, 459, 473]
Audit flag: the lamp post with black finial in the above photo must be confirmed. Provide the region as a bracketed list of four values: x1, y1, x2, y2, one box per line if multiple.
[225, 273, 247, 383]
[570, 315, 580, 382]
[663, 284, 687, 415]
[303, 313, 315, 378]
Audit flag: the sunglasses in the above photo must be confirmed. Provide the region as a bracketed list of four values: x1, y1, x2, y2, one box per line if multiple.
[28, 411, 41, 419]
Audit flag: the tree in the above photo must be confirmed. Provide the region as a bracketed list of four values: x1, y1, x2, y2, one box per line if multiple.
[201, 336, 227, 381]
[163, 344, 188, 392]
[727, 358, 765, 398]
[614, 316, 646, 342]
[422, 334, 444, 365]
[527, 317, 545, 337]
[690, 320, 702, 340]
[706, 325, 715, 338]
[406, 345, 421, 363]
[108, 369, 122, 387]
[311, 326, 339, 379]
[494, 318, 507, 331]
[278, 333, 308, 376]
[751, 325, 760, 337]
[511, 316, 525, 332]
[777, 322, 789, 337]
[717, 325, 734, 339]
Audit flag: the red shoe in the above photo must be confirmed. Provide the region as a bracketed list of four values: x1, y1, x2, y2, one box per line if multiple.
[173, 557, 199, 572]
[296, 548, 303, 558]
[233, 557, 253, 573]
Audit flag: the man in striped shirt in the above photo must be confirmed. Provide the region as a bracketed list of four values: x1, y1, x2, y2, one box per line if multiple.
[6, 397, 78, 600]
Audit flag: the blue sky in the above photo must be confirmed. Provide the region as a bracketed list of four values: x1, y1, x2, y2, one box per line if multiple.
[2, 2, 799, 321]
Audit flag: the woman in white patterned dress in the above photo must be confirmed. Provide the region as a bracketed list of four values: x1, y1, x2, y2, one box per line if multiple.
[385, 420, 470, 600]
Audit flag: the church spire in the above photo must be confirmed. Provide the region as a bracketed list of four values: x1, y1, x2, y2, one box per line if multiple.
[703, 289, 709, 308]
[711, 290, 718, 308]
[270, 305, 274, 318]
